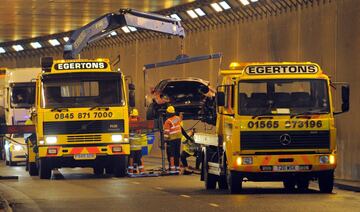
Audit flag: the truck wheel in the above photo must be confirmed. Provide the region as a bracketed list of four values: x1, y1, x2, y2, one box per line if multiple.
[283, 179, 296, 192]
[93, 166, 104, 175]
[204, 152, 217, 190]
[297, 178, 310, 192]
[39, 158, 52, 179]
[318, 170, 334, 193]
[28, 162, 39, 176]
[228, 170, 242, 194]
[218, 175, 228, 190]
[113, 155, 127, 177]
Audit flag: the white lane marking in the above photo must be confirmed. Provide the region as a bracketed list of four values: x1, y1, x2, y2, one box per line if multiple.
[132, 182, 140, 185]
[209, 203, 219, 207]
[155, 187, 164, 190]
[180, 194, 191, 198]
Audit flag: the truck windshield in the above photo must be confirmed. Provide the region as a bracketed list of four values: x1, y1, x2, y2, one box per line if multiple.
[238, 79, 330, 116]
[10, 82, 36, 108]
[41, 72, 125, 108]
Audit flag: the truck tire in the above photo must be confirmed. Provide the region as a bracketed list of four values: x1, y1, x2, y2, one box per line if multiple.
[39, 158, 52, 179]
[113, 155, 127, 177]
[204, 151, 217, 190]
[93, 166, 104, 175]
[228, 170, 242, 194]
[283, 178, 296, 192]
[28, 162, 39, 176]
[297, 178, 310, 192]
[318, 170, 334, 193]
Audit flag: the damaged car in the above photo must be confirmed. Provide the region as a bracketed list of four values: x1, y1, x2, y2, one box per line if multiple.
[146, 77, 216, 125]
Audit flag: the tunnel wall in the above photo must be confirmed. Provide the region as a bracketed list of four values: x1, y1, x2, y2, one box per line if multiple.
[0, 0, 359, 180]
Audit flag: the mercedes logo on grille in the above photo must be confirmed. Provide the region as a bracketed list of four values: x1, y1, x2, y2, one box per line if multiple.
[279, 134, 291, 146]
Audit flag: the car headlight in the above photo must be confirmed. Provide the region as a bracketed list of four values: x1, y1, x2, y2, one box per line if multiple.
[45, 136, 57, 144]
[14, 145, 22, 151]
[112, 134, 123, 142]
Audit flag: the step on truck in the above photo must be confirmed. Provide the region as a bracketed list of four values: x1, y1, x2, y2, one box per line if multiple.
[27, 58, 135, 179]
[195, 62, 349, 193]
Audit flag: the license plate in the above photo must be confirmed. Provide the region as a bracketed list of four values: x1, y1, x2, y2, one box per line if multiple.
[273, 165, 299, 172]
[74, 154, 96, 160]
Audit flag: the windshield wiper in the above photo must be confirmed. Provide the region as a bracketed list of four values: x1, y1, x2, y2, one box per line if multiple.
[89, 105, 110, 111]
[50, 107, 69, 112]
[290, 109, 328, 118]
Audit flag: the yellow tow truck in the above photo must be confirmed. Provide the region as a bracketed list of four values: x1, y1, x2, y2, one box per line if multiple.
[196, 62, 349, 193]
[27, 58, 134, 179]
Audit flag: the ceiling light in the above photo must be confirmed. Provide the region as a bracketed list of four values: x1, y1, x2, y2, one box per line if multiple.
[194, 8, 206, 17]
[121, 26, 131, 33]
[30, 42, 42, 49]
[186, 10, 198, 19]
[250, 0, 258, 2]
[12, 45, 24, 51]
[0, 47, 5, 54]
[63, 37, 69, 42]
[48, 39, 60, 46]
[170, 14, 181, 21]
[128, 26, 137, 32]
[211, 3, 223, 12]
[220, 1, 232, 10]
[239, 0, 250, 5]
[110, 31, 117, 36]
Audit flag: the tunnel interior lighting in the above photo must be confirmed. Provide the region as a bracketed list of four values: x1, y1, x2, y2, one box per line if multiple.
[48, 39, 60, 46]
[170, 14, 182, 21]
[186, 10, 198, 19]
[121, 26, 131, 33]
[194, 8, 206, 17]
[30, 42, 42, 49]
[63, 37, 69, 42]
[110, 31, 117, 36]
[12, 45, 24, 51]
[239, 0, 250, 6]
[211, 3, 223, 12]
[220, 1, 231, 10]
[0, 47, 5, 54]
[128, 26, 137, 32]
[250, 0, 258, 2]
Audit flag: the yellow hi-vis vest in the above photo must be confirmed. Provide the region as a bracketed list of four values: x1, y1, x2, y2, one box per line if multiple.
[163, 115, 182, 141]
[130, 133, 147, 151]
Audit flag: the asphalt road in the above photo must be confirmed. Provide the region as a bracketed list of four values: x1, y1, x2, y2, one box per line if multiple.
[0, 158, 359, 212]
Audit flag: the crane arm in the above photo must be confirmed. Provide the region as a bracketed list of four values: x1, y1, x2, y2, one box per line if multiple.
[64, 9, 185, 59]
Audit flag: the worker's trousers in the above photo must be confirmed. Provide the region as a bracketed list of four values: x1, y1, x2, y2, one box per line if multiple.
[166, 139, 181, 168]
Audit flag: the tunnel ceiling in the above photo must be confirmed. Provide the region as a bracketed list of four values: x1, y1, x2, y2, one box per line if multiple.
[0, 0, 195, 42]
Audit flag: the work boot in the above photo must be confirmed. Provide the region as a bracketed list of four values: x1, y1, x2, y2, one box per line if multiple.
[127, 166, 134, 175]
[138, 166, 145, 174]
[183, 168, 193, 175]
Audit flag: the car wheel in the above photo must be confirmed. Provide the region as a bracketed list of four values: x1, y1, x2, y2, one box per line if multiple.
[318, 171, 334, 193]
[113, 155, 127, 177]
[39, 158, 52, 179]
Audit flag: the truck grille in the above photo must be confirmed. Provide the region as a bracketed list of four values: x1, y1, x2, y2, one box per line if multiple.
[67, 135, 102, 142]
[240, 131, 330, 150]
[44, 120, 124, 135]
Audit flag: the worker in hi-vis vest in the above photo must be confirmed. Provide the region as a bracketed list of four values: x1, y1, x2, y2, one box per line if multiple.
[163, 106, 182, 174]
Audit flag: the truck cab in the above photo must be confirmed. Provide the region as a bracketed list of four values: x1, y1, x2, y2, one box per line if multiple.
[197, 62, 349, 194]
[28, 58, 132, 179]
[2, 68, 40, 166]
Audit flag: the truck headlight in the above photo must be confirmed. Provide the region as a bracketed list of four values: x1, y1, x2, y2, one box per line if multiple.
[319, 155, 329, 164]
[45, 136, 57, 144]
[112, 134, 123, 142]
[14, 145, 22, 151]
[242, 157, 253, 165]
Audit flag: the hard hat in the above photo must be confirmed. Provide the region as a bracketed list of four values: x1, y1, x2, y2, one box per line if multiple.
[166, 106, 175, 114]
[131, 108, 139, 116]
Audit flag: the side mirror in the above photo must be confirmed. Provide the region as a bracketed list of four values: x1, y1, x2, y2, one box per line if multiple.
[40, 57, 53, 72]
[341, 85, 349, 113]
[216, 92, 225, 107]
[128, 83, 136, 107]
